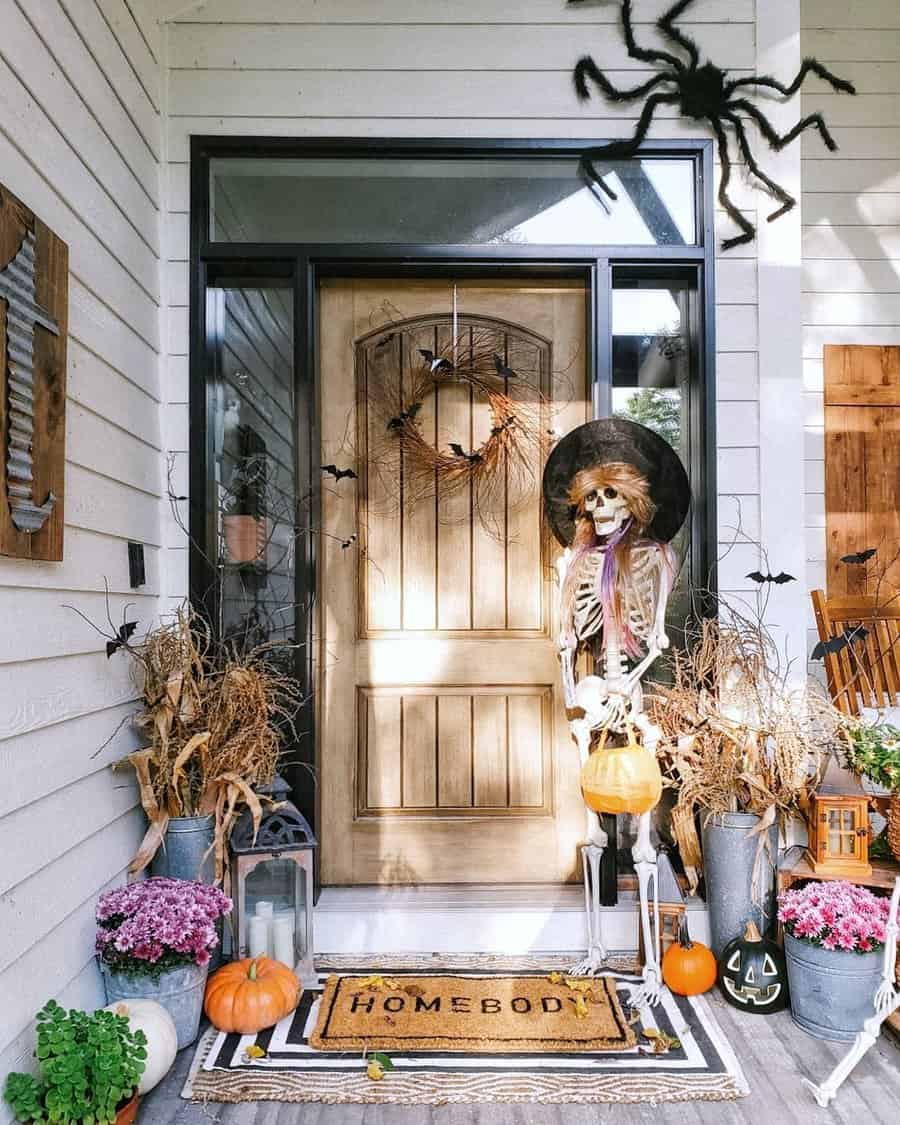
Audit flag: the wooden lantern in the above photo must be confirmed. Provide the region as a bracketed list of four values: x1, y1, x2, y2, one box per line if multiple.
[808, 755, 872, 878]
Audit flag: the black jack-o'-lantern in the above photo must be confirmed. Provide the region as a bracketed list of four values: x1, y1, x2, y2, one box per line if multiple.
[718, 920, 788, 1014]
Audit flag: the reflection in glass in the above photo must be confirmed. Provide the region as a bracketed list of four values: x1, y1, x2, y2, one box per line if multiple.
[209, 285, 296, 651]
[611, 269, 696, 638]
[210, 156, 696, 247]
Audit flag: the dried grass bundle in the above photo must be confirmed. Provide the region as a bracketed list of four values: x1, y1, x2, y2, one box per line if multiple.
[120, 607, 303, 882]
[366, 325, 547, 536]
[647, 605, 844, 889]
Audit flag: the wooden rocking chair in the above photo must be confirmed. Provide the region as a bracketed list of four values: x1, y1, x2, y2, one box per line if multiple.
[810, 590, 900, 722]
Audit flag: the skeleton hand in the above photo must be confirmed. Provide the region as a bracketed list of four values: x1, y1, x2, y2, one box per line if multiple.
[875, 981, 898, 1017]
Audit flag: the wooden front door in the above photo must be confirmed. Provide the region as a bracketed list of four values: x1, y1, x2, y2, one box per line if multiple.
[318, 279, 589, 884]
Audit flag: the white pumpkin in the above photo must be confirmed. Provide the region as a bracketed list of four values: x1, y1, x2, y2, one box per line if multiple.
[104, 999, 178, 1094]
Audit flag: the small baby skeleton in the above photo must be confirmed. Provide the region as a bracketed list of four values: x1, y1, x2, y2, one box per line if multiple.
[543, 419, 690, 1005]
[803, 876, 900, 1106]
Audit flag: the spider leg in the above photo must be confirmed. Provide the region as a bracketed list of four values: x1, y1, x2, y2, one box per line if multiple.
[725, 57, 855, 98]
[723, 111, 795, 224]
[729, 96, 840, 153]
[574, 56, 675, 103]
[656, 0, 700, 69]
[580, 94, 680, 201]
[712, 122, 756, 251]
[621, 0, 684, 71]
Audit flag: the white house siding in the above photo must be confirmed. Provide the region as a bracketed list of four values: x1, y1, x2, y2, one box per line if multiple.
[161, 0, 794, 633]
[801, 0, 900, 662]
[0, 0, 162, 1107]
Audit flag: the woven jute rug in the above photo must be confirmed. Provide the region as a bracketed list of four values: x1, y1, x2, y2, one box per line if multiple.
[184, 955, 749, 1106]
[310, 973, 634, 1053]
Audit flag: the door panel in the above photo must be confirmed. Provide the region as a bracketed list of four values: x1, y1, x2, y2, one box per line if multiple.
[319, 279, 588, 884]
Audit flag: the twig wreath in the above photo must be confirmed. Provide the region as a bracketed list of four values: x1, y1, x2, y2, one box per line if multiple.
[366, 324, 547, 534]
[568, 0, 856, 250]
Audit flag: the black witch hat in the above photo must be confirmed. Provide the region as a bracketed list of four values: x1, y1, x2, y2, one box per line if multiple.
[542, 417, 691, 547]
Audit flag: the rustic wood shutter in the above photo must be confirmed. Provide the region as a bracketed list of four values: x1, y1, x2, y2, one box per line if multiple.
[824, 345, 900, 595]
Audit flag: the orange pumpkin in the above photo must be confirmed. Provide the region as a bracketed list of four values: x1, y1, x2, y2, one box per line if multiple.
[204, 957, 300, 1034]
[661, 917, 717, 996]
[580, 726, 662, 815]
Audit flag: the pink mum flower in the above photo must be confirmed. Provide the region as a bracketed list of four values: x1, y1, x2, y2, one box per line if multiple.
[96, 877, 231, 975]
[778, 880, 889, 955]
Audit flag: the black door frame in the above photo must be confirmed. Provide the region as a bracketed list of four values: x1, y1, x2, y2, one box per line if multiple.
[189, 136, 718, 834]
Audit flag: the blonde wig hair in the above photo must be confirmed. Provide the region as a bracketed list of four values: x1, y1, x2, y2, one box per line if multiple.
[567, 462, 656, 551]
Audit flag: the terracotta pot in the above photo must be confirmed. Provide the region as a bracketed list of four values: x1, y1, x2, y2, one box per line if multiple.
[223, 515, 262, 563]
[116, 1092, 140, 1125]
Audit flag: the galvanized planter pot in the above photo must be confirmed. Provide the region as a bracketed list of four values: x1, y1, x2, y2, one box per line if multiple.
[150, 814, 215, 883]
[102, 962, 209, 1051]
[784, 933, 883, 1041]
[702, 811, 778, 958]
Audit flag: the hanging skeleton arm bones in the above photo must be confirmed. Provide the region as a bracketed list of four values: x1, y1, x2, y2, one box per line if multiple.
[543, 420, 690, 1000]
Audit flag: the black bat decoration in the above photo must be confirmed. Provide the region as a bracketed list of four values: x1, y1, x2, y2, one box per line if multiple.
[419, 349, 454, 374]
[387, 402, 422, 430]
[322, 464, 358, 481]
[449, 442, 483, 464]
[341, 533, 358, 551]
[493, 354, 517, 378]
[841, 548, 877, 565]
[811, 625, 870, 661]
[746, 571, 796, 585]
[571, 0, 855, 251]
[491, 417, 515, 437]
[106, 620, 138, 659]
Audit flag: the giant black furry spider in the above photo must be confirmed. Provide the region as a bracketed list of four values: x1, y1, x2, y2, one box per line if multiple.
[570, 0, 856, 250]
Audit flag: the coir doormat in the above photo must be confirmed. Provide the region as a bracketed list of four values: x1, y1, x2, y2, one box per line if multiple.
[184, 959, 750, 1105]
[310, 973, 634, 1052]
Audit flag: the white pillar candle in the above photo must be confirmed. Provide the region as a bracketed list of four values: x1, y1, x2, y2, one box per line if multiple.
[248, 914, 269, 958]
[272, 915, 295, 967]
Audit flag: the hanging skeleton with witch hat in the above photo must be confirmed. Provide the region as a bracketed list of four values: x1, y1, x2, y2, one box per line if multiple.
[543, 418, 691, 1002]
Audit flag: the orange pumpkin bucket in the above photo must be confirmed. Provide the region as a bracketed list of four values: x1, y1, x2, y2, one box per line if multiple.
[580, 725, 662, 816]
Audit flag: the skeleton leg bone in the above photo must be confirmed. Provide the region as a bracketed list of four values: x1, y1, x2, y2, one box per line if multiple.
[631, 811, 663, 1007]
[802, 999, 900, 1107]
[570, 841, 609, 976]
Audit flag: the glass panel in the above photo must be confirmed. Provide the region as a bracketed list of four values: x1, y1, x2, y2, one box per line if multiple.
[244, 858, 299, 963]
[209, 284, 296, 651]
[611, 268, 696, 633]
[210, 156, 696, 246]
[841, 809, 854, 831]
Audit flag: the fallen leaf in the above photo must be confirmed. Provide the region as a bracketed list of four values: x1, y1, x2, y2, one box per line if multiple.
[642, 1028, 660, 1039]
[572, 995, 589, 1019]
[243, 1045, 267, 1061]
[366, 1061, 385, 1081]
[564, 977, 594, 993]
[371, 1052, 395, 1072]
[402, 984, 424, 997]
[357, 975, 400, 992]
[548, 972, 564, 984]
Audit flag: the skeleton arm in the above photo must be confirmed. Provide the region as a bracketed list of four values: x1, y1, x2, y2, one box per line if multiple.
[556, 550, 578, 708]
[624, 548, 672, 694]
[876, 878, 900, 1015]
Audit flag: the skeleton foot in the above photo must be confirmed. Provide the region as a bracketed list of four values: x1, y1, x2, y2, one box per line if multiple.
[630, 964, 664, 1009]
[569, 950, 608, 977]
[801, 1079, 834, 1109]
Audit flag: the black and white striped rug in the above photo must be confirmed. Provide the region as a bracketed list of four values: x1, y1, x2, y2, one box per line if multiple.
[185, 961, 749, 1105]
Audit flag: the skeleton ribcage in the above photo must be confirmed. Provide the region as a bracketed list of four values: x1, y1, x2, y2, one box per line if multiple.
[569, 544, 663, 652]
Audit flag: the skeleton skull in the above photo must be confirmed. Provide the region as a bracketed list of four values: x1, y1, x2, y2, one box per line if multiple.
[583, 485, 631, 537]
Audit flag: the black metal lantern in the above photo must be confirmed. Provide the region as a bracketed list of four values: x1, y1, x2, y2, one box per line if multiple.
[230, 777, 317, 988]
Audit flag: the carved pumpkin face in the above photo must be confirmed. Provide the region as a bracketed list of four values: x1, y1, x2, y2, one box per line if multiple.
[718, 921, 788, 1013]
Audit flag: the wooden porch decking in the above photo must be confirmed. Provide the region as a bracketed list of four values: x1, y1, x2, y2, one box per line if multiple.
[143, 993, 900, 1125]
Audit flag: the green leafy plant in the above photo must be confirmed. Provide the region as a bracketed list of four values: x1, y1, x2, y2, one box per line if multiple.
[844, 722, 900, 792]
[4, 1001, 146, 1124]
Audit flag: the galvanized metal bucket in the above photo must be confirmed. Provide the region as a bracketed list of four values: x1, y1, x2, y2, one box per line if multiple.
[702, 811, 778, 958]
[784, 933, 883, 1041]
[102, 962, 208, 1051]
[150, 815, 215, 883]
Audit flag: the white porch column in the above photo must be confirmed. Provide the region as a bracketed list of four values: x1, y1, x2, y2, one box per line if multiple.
[755, 0, 807, 680]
